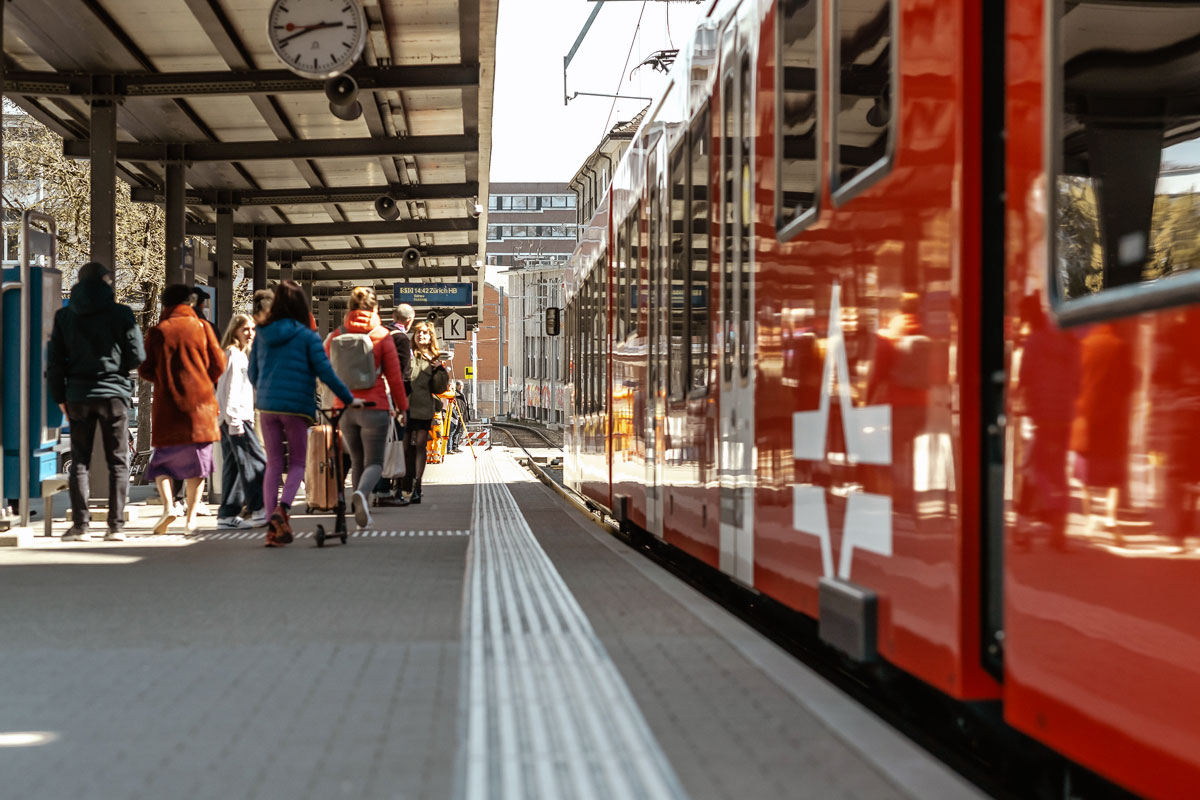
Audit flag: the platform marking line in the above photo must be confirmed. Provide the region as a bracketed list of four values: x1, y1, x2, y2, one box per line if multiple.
[459, 451, 688, 800]
[187, 528, 472, 541]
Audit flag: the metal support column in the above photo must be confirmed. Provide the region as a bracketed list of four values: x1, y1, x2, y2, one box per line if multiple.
[215, 208, 234, 335]
[89, 100, 118, 271]
[164, 161, 186, 286]
[252, 236, 267, 291]
[317, 298, 330, 337]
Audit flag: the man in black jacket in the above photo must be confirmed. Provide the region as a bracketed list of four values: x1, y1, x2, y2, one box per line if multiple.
[47, 263, 145, 541]
[376, 303, 415, 505]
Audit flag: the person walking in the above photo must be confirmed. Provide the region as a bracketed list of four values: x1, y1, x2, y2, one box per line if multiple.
[138, 284, 226, 535]
[250, 280, 361, 547]
[324, 287, 409, 528]
[402, 321, 445, 504]
[376, 303, 415, 505]
[215, 313, 267, 529]
[46, 262, 145, 542]
[450, 380, 470, 453]
[251, 289, 273, 326]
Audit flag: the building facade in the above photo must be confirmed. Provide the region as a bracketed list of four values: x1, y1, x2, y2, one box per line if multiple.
[471, 281, 507, 419]
[487, 183, 576, 425]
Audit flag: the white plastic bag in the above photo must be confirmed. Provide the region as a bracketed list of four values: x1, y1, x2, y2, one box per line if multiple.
[381, 400, 406, 479]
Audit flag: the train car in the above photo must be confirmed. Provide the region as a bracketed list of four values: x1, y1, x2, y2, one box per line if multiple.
[564, 1, 1200, 797]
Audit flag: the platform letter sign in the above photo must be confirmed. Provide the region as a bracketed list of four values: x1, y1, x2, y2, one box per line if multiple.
[443, 311, 466, 341]
[545, 306, 561, 336]
[392, 282, 473, 307]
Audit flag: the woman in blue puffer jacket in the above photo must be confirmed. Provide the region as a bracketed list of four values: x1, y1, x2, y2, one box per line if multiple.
[249, 281, 361, 546]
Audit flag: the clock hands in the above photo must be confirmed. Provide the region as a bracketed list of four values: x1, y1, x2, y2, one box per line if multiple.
[276, 20, 344, 46]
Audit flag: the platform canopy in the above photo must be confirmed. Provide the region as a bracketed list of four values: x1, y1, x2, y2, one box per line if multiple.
[2, 0, 496, 327]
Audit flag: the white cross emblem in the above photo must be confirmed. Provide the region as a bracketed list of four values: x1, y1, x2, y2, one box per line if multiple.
[793, 283, 893, 580]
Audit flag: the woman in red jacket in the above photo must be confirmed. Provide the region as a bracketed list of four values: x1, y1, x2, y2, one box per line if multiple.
[138, 284, 226, 534]
[324, 287, 409, 528]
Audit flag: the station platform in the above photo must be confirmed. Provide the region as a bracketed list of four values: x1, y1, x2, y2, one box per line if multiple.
[0, 449, 984, 799]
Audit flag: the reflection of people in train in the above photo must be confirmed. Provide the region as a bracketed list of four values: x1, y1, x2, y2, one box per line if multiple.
[1150, 312, 1200, 546]
[1070, 322, 1135, 534]
[1014, 295, 1080, 545]
[867, 293, 931, 511]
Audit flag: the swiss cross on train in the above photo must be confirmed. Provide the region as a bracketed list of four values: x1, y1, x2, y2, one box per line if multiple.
[792, 283, 894, 580]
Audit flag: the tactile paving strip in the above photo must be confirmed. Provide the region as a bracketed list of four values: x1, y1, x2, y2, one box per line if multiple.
[458, 451, 686, 800]
[186, 529, 471, 541]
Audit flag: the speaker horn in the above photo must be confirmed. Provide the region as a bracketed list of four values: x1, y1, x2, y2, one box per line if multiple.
[402, 247, 422, 269]
[375, 195, 400, 221]
[325, 75, 362, 121]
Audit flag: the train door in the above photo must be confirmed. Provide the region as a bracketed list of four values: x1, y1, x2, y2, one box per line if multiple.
[718, 35, 756, 584]
[645, 146, 666, 538]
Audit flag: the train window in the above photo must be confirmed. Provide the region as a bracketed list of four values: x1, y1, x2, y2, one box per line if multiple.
[669, 140, 689, 400]
[832, 0, 895, 201]
[630, 203, 641, 341]
[777, 0, 820, 239]
[1051, 3, 1200, 324]
[616, 225, 628, 343]
[723, 73, 736, 385]
[739, 55, 753, 380]
[690, 105, 712, 393]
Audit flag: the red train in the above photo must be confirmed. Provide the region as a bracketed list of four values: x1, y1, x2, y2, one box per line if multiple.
[563, 1, 1200, 797]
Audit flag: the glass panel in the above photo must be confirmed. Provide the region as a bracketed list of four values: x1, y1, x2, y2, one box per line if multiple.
[739, 56, 753, 379]
[691, 106, 712, 393]
[1055, 2, 1200, 300]
[778, 0, 820, 227]
[512, 195, 527, 210]
[723, 74, 736, 384]
[835, 0, 892, 190]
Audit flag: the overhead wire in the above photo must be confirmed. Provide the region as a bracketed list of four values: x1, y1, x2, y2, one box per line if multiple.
[601, 0, 649, 138]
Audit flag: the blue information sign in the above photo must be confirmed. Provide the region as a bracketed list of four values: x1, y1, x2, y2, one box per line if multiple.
[393, 282, 473, 307]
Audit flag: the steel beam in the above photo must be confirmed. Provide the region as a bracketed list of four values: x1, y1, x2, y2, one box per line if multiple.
[215, 208, 234, 334]
[89, 100, 117, 271]
[233, 244, 478, 262]
[4, 64, 479, 98]
[252, 238, 267, 292]
[164, 162, 186, 285]
[270, 267, 478, 281]
[131, 181, 479, 207]
[186, 217, 476, 238]
[63, 134, 477, 163]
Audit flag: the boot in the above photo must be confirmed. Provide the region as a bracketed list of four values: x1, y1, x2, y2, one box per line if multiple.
[410, 479, 422, 504]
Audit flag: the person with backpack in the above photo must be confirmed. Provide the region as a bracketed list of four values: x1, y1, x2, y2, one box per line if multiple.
[249, 280, 362, 547]
[402, 321, 449, 504]
[323, 287, 409, 528]
[46, 262, 145, 542]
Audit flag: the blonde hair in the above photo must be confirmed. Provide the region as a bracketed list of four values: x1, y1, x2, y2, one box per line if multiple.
[412, 320, 440, 360]
[220, 313, 255, 352]
[349, 286, 378, 311]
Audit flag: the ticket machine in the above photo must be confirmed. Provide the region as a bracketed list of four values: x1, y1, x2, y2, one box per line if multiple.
[0, 211, 63, 530]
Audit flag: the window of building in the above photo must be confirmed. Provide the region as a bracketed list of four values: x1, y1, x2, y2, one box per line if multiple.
[777, 0, 820, 238]
[690, 104, 712, 393]
[512, 196, 527, 210]
[513, 226, 527, 237]
[487, 225, 501, 240]
[567, 195, 577, 209]
[833, 0, 894, 200]
[1051, 3, 1200, 323]
[552, 196, 567, 208]
[488, 196, 499, 210]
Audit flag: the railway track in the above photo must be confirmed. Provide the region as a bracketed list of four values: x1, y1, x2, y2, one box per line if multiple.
[491, 421, 561, 452]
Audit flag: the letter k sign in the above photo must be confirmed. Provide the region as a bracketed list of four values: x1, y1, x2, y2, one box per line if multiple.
[793, 283, 893, 580]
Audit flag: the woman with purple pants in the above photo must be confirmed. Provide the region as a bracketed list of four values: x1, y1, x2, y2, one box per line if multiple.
[248, 281, 361, 547]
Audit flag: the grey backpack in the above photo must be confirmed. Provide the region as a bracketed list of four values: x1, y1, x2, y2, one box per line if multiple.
[329, 328, 380, 390]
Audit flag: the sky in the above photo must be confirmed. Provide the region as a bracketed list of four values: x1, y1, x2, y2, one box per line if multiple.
[489, 0, 707, 184]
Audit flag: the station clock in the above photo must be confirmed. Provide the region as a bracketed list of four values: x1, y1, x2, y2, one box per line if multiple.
[267, 0, 368, 80]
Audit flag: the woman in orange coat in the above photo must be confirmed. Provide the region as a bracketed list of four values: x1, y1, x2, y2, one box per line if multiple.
[138, 284, 226, 534]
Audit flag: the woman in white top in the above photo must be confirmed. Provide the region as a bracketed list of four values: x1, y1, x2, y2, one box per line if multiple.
[216, 313, 267, 529]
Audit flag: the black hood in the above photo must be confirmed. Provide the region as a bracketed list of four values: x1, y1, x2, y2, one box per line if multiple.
[68, 278, 115, 316]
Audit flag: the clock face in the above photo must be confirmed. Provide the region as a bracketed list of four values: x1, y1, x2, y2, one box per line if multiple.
[267, 0, 368, 80]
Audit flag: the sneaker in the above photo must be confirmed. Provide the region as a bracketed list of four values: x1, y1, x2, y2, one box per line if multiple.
[248, 509, 268, 527]
[61, 528, 92, 542]
[153, 510, 177, 535]
[194, 502, 212, 517]
[217, 516, 251, 530]
[172, 501, 186, 517]
[351, 490, 372, 528]
[104, 530, 126, 542]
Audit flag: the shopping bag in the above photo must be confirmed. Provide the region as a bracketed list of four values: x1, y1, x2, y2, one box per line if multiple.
[382, 404, 406, 479]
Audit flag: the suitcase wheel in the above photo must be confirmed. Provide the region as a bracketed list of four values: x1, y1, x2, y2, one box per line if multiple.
[315, 525, 326, 548]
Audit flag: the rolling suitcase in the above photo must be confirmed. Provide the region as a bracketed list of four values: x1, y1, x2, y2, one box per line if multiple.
[304, 424, 339, 512]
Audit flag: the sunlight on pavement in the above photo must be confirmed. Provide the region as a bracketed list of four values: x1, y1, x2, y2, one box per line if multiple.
[0, 732, 58, 747]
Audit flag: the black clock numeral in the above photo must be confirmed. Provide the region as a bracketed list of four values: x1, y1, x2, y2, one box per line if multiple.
[341, 41, 350, 49]
[313, 57, 319, 69]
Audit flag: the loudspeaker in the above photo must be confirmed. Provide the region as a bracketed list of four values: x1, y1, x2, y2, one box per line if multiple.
[402, 247, 422, 268]
[375, 195, 400, 221]
[325, 75, 362, 121]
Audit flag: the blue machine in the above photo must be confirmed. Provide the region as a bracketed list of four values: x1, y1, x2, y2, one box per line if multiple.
[1, 264, 63, 499]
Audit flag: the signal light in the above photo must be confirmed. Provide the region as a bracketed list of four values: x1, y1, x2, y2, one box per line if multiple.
[545, 306, 561, 336]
